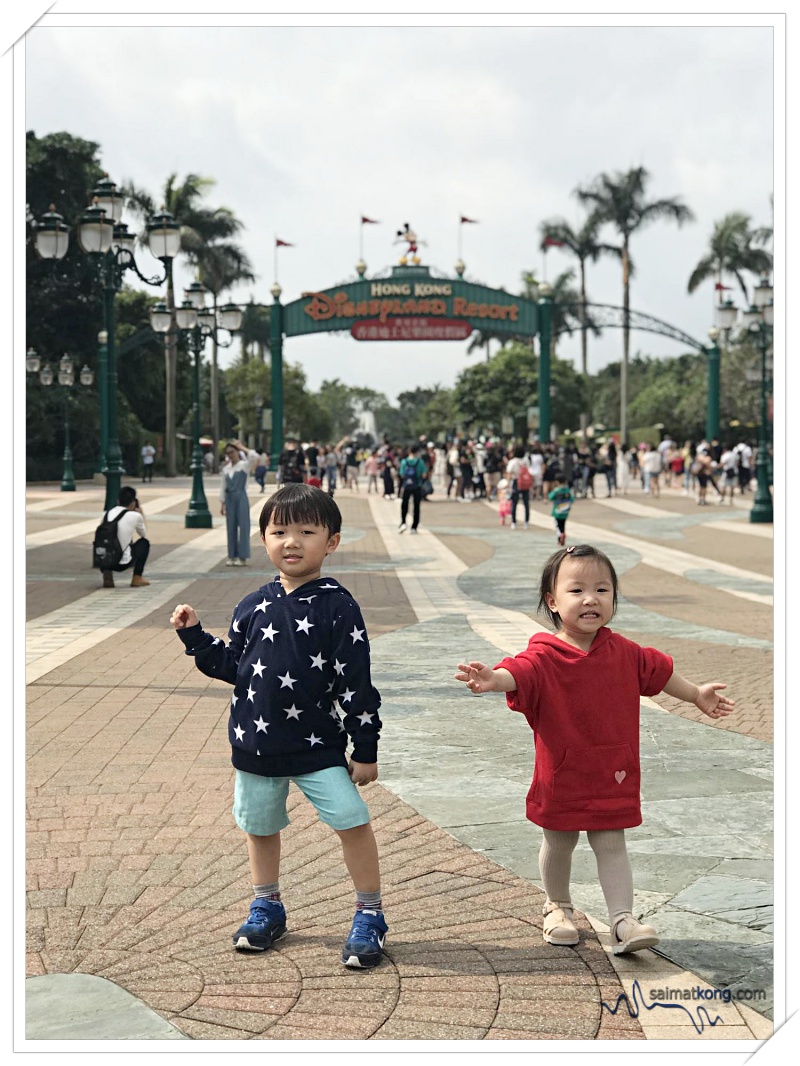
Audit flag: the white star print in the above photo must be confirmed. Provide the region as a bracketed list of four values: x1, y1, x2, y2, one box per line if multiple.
[278, 672, 297, 689]
[231, 694, 238, 707]
[254, 716, 268, 733]
[333, 659, 346, 675]
[326, 681, 335, 693]
[305, 733, 323, 747]
[284, 704, 303, 720]
[319, 583, 338, 590]
[350, 626, 365, 643]
[261, 623, 279, 642]
[295, 616, 315, 634]
[231, 618, 240, 633]
[212, 637, 220, 645]
[338, 721, 346, 732]
[247, 685, 256, 702]
[251, 658, 266, 677]
[309, 652, 327, 670]
[254, 598, 269, 613]
[297, 594, 317, 603]
[233, 724, 245, 741]
[329, 707, 340, 720]
[357, 711, 375, 725]
[340, 688, 356, 704]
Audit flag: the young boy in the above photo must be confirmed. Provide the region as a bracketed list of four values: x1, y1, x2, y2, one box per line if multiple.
[170, 484, 387, 968]
[548, 475, 574, 546]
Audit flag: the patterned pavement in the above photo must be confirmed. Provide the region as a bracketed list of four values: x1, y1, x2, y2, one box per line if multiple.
[23, 476, 774, 1046]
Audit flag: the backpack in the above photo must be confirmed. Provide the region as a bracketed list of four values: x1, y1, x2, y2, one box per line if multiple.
[516, 464, 533, 491]
[401, 458, 422, 489]
[92, 509, 125, 570]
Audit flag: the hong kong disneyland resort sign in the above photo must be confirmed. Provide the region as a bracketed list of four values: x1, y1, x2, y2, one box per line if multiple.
[281, 264, 538, 342]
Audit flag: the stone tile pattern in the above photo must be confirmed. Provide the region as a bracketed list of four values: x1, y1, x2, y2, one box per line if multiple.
[26, 584, 641, 1041]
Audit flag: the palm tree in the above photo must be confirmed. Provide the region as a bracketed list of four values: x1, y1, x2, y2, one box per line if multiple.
[190, 241, 256, 467]
[539, 215, 620, 377]
[122, 173, 248, 475]
[687, 211, 773, 307]
[575, 166, 694, 444]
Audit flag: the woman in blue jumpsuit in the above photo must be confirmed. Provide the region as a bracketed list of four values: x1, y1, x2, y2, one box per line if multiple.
[220, 442, 251, 566]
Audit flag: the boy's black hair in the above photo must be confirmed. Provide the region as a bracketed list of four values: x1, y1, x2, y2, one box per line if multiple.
[538, 544, 619, 628]
[118, 486, 138, 508]
[259, 483, 342, 537]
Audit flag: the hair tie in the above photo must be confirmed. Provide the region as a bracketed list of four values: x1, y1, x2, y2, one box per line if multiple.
[566, 546, 575, 553]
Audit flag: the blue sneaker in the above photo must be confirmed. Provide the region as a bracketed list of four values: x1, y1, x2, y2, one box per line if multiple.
[232, 899, 287, 952]
[342, 909, 388, 968]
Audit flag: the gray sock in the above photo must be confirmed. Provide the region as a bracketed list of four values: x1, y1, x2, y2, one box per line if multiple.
[253, 882, 281, 902]
[356, 890, 383, 912]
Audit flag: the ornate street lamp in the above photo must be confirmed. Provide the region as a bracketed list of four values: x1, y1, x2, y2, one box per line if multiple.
[28, 349, 94, 491]
[150, 283, 242, 527]
[33, 175, 179, 509]
[716, 279, 773, 524]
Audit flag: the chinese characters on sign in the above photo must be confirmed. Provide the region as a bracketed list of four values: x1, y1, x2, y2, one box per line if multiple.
[351, 318, 473, 341]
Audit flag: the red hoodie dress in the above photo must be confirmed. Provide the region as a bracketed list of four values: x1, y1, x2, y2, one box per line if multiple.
[495, 628, 673, 831]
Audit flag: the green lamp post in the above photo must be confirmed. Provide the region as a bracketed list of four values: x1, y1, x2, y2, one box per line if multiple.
[34, 177, 181, 510]
[27, 349, 94, 490]
[705, 327, 721, 441]
[716, 279, 773, 524]
[538, 282, 553, 443]
[150, 284, 242, 528]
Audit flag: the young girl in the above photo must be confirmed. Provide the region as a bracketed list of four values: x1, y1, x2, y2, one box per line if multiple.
[454, 544, 733, 955]
[496, 477, 512, 525]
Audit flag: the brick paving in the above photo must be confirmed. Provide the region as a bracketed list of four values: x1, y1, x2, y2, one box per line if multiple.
[24, 477, 774, 1042]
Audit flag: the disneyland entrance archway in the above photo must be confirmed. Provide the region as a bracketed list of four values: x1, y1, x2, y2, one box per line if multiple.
[267, 263, 543, 463]
[264, 262, 719, 465]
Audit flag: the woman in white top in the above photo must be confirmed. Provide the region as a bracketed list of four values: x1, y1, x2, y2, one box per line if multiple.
[220, 442, 251, 565]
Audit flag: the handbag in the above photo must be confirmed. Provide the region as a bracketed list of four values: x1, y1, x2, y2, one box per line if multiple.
[421, 477, 433, 497]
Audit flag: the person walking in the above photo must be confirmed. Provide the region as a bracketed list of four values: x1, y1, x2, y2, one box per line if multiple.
[454, 544, 733, 955]
[398, 444, 427, 533]
[254, 451, 269, 494]
[365, 450, 380, 494]
[140, 440, 156, 482]
[221, 441, 251, 566]
[616, 446, 633, 496]
[548, 474, 575, 546]
[641, 444, 662, 497]
[506, 445, 532, 529]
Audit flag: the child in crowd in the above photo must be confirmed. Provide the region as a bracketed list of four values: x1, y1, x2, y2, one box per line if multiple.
[454, 544, 733, 955]
[497, 477, 512, 526]
[170, 484, 387, 968]
[548, 474, 574, 546]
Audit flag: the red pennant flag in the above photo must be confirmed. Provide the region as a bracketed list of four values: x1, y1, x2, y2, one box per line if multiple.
[460, 216, 478, 224]
[543, 236, 566, 248]
[714, 282, 732, 291]
[361, 216, 379, 224]
[275, 238, 294, 247]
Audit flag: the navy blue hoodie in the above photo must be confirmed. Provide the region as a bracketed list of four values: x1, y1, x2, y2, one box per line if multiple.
[177, 576, 382, 777]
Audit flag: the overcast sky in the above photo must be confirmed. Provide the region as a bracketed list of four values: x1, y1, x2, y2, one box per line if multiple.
[22, 16, 775, 406]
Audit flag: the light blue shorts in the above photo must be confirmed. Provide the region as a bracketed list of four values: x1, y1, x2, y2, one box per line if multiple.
[233, 766, 371, 836]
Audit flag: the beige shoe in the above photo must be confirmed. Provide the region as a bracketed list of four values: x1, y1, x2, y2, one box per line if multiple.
[130, 574, 150, 588]
[542, 900, 580, 946]
[611, 913, 659, 955]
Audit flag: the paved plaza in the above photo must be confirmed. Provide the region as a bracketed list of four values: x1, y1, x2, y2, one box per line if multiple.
[24, 474, 774, 1045]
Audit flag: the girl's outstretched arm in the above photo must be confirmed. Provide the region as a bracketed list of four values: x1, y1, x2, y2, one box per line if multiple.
[454, 661, 517, 694]
[662, 671, 735, 719]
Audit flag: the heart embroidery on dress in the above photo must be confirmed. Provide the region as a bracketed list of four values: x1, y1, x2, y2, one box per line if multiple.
[614, 771, 626, 784]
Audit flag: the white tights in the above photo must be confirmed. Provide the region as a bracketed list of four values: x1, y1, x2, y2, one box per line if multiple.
[539, 827, 634, 925]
